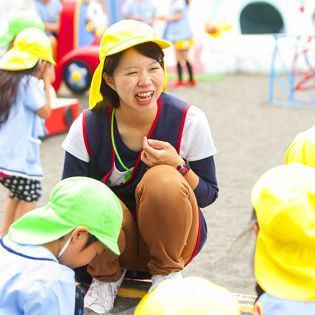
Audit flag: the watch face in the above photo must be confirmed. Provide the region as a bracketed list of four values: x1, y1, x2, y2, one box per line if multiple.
[177, 165, 190, 175]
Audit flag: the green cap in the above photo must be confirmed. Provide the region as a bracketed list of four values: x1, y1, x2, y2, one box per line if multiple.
[0, 10, 45, 48]
[8, 177, 123, 255]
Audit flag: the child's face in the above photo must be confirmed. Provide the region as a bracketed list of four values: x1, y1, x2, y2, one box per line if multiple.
[59, 229, 106, 268]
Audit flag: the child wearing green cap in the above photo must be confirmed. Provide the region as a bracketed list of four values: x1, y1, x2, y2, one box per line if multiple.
[0, 28, 55, 236]
[0, 176, 123, 315]
[62, 18, 218, 313]
[0, 10, 45, 52]
[251, 163, 315, 314]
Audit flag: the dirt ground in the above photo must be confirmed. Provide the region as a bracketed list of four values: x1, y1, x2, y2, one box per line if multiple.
[1, 74, 315, 314]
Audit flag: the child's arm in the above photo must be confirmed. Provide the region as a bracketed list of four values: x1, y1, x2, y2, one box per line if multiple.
[37, 62, 54, 119]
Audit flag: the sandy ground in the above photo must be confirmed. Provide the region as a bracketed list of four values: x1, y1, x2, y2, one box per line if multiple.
[1, 74, 315, 314]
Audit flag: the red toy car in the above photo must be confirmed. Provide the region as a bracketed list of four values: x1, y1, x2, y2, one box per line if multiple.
[52, 0, 103, 94]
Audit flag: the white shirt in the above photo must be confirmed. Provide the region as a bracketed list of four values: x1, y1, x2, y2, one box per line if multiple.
[62, 105, 217, 187]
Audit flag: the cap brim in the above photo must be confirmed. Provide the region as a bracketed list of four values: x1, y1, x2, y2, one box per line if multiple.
[89, 37, 171, 109]
[96, 234, 120, 255]
[8, 205, 75, 245]
[9, 203, 121, 256]
[0, 49, 39, 70]
[255, 232, 315, 301]
[105, 37, 171, 58]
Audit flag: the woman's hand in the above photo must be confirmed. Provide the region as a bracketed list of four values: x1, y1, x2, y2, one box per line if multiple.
[141, 136, 185, 168]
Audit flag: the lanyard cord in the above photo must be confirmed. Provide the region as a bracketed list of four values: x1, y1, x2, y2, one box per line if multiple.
[111, 108, 132, 173]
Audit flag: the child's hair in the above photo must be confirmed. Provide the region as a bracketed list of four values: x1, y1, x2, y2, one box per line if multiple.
[82, 233, 98, 250]
[0, 64, 39, 126]
[98, 42, 164, 109]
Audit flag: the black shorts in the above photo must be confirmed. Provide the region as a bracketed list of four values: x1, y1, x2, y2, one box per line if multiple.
[0, 175, 42, 202]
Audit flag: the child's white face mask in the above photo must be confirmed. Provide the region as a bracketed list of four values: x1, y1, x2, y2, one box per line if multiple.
[57, 235, 72, 258]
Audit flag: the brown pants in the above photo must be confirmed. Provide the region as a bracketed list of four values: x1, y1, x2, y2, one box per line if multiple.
[87, 165, 200, 282]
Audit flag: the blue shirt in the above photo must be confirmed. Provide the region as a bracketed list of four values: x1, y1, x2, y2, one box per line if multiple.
[256, 293, 315, 315]
[35, 0, 62, 36]
[0, 75, 46, 179]
[163, 0, 193, 42]
[122, 0, 156, 25]
[0, 236, 75, 315]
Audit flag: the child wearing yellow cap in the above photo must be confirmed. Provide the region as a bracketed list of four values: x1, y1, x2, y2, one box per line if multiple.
[285, 125, 315, 167]
[61, 19, 218, 313]
[0, 176, 123, 315]
[0, 10, 45, 52]
[134, 276, 240, 315]
[0, 28, 55, 235]
[251, 163, 315, 314]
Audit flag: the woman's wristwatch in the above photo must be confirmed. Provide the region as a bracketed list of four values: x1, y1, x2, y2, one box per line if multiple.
[176, 163, 191, 176]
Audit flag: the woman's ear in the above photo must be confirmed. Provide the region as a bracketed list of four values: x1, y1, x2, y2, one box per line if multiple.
[103, 73, 115, 90]
[71, 226, 89, 243]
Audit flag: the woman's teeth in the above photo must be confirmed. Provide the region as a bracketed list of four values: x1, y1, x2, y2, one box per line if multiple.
[136, 92, 153, 99]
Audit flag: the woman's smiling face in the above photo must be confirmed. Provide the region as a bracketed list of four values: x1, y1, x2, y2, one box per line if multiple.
[104, 47, 164, 113]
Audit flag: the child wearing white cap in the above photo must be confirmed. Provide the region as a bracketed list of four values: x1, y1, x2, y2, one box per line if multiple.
[0, 28, 55, 235]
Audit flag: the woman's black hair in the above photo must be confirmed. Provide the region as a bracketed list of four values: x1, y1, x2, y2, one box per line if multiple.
[97, 42, 165, 109]
[0, 63, 39, 127]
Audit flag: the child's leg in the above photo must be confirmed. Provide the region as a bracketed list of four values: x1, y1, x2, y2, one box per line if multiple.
[176, 61, 183, 83]
[1, 195, 19, 235]
[14, 200, 36, 221]
[186, 59, 194, 82]
[0, 176, 41, 234]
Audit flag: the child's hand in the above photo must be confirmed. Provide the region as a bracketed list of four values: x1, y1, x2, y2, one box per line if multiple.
[42, 62, 55, 85]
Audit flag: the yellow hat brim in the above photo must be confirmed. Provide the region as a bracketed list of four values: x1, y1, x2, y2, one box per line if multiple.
[89, 37, 171, 109]
[255, 232, 315, 301]
[285, 127, 315, 167]
[0, 49, 39, 71]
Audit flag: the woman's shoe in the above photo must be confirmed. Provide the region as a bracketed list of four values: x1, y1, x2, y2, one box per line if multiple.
[149, 271, 182, 292]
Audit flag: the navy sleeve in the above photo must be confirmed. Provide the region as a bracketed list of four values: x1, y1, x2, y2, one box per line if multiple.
[62, 152, 91, 179]
[190, 156, 218, 208]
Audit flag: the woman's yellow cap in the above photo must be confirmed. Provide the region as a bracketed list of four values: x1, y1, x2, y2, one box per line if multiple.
[89, 19, 171, 109]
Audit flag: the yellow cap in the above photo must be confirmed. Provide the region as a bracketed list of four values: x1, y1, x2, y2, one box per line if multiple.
[134, 276, 240, 315]
[0, 27, 55, 71]
[89, 19, 171, 109]
[251, 163, 315, 300]
[285, 126, 315, 168]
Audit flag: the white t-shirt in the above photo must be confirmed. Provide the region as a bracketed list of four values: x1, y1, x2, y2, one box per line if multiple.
[62, 105, 217, 186]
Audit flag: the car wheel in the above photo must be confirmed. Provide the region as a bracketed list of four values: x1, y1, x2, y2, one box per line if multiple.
[63, 60, 92, 94]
